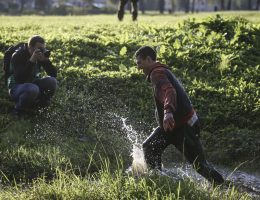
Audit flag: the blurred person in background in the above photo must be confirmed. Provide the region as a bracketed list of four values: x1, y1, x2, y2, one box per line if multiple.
[117, 0, 138, 21]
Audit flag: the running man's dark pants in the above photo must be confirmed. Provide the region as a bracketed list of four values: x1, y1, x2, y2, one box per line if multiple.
[142, 121, 224, 184]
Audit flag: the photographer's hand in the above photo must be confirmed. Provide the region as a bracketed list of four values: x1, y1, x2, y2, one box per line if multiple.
[38, 49, 49, 62]
[30, 49, 41, 63]
[30, 49, 49, 63]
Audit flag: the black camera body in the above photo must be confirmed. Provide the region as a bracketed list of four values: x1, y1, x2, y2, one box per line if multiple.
[39, 47, 51, 58]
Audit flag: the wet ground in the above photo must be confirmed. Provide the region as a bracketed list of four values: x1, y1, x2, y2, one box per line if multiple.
[162, 162, 260, 198]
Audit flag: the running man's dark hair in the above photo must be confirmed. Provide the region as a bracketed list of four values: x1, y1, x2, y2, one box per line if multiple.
[135, 46, 156, 61]
[28, 35, 45, 47]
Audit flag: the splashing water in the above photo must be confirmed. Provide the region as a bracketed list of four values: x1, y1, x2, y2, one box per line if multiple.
[121, 117, 148, 175]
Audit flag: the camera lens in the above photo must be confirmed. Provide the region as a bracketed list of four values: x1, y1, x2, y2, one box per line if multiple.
[44, 50, 51, 58]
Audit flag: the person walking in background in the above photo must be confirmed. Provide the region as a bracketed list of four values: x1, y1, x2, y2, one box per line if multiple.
[117, 0, 139, 21]
[165, 0, 173, 14]
[134, 46, 225, 185]
[7, 35, 57, 117]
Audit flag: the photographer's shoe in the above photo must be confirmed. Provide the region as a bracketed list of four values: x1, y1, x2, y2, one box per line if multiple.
[38, 100, 51, 108]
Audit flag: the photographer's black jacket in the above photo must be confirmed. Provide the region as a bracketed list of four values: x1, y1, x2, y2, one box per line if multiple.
[8, 44, 57, 89]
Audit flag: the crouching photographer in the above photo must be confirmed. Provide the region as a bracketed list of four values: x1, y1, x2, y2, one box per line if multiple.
[7, 35, 57, 117]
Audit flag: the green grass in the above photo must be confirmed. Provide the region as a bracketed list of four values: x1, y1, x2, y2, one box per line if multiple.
[0, 11, 260, 26]
[0, 12, 259, 199]
[0, 159, 253, 200]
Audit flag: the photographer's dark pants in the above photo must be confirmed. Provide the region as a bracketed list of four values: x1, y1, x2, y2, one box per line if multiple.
[118, 0, 138, 20]
[142, 121, 224, 184]
[10, 77, 57, 112]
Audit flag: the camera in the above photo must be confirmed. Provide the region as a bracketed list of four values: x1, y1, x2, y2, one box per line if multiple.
[39, 47, 51, 58]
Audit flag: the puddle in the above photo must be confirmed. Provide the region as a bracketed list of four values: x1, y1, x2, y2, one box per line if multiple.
[161, 162, 260, 196]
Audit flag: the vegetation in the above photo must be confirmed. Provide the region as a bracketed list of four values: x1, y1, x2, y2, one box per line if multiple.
[0, 12, 259, 199]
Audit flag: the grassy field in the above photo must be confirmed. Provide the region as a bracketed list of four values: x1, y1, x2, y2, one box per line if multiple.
[0, 12, 259, 199]
[1, 11, 260, 25]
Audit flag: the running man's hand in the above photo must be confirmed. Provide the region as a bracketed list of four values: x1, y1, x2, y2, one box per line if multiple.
[163, 112, 175, 132]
